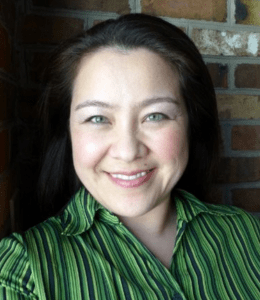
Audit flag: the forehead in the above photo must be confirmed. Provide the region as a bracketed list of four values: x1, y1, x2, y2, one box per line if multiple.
[71, 47, 182, 108]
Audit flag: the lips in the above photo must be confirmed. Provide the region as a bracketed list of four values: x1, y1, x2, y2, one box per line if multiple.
[107, 168, 156, 188]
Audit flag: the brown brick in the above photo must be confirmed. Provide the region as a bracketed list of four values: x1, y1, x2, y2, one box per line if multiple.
[217, 94, 260, 119]
[216, 157, 260, 183]
[232, 189, 260, 212]
[207, 63, 228, 88]
[0, 23, 11, 72]
[17, 15, 84, 44]
[0, 79, 15, 122]
[0, 177, 11, 232]
[142, 0, 226, 22]
[236, 0, 260, 26]
[0, 130, 9, 173]
[191, 29, 260, 56]
[32, 0, 130, 14]
[235, 64, 260, 88]
[232, 126, 260, 150]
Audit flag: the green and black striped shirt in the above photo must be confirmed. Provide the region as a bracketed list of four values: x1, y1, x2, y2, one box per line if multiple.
[0, 187, 260, 299]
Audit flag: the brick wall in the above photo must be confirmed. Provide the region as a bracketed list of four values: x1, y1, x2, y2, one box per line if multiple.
[7, 0, 260, 234]
[0, 0, 17, 239]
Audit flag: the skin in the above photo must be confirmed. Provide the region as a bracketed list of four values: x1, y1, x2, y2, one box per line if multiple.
[69, 48, 189, 263]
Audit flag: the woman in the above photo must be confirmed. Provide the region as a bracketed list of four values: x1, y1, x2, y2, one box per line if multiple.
[0, 13, 259, 300]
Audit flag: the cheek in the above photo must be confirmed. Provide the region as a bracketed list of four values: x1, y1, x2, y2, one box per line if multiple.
[153, 128, 188, 162]
[71, 130, 106, 169]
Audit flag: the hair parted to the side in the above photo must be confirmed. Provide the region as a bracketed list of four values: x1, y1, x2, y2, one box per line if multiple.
[37, 13, 220, 219]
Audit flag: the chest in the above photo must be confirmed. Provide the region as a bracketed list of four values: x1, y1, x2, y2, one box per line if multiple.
[27, 221, 260, 300]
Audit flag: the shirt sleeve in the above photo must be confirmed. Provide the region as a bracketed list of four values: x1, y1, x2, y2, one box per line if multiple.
[0, 233, 38, 300]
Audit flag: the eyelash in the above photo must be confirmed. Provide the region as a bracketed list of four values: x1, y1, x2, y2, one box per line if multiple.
[84, 113, 169, 125]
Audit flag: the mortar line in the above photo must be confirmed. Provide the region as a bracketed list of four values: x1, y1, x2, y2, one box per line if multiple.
[161, 16, 260, 32]
[227, 0, 232, 26]
[229, 0, 237, 26]
[136, 0, 142, 13]
[229, 62, 236, 90]
[187, 23, 192, 38]
[221, 119, 260, 126]
[203, 56, 260, 63]
[215, 88, 260, 95]
[229, 151, 260, 157]
[223, 185, 233, 205]
[128, 0, 136, 13]
[220, 122, 232, 157]
[221, 182, 260, 189]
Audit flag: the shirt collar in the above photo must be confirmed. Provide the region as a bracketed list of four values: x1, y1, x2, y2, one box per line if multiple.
[175, 189, 239, 223]
[61, 187, 239, 236]
[61, 186, 121, 236]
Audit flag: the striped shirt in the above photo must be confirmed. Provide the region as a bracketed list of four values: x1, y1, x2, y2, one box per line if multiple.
[0, 187, 260, 299]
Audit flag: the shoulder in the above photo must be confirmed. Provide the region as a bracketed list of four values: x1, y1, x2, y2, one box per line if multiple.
[0, 215, 64, 298]
[203, 202, 260, 246]
[206, 201, 260, 227]
[177, 189, 260, 245]
[0, 232, 37, 298]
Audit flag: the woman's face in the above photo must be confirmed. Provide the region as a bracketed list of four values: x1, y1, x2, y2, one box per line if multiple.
[70, 47, 189, 218]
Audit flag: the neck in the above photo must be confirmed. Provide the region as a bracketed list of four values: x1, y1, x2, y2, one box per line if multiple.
[118, 194, 176, 238]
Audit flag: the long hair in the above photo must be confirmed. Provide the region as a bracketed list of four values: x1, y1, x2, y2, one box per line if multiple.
[37, 13, 220, 220]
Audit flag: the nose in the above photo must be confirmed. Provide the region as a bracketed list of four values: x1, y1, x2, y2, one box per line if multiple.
[109, 126, 148, 162]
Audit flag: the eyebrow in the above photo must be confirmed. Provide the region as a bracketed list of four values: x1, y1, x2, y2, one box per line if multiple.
[75, 97, 179, 111]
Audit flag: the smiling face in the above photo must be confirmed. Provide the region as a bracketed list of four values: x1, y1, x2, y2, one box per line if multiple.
[69, 47, 189, 219]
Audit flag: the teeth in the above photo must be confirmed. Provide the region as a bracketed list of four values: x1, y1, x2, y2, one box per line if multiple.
[111, 171, 148, 180]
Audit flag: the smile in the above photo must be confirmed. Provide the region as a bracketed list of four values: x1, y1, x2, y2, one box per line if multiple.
[107, 169, 156, 188]
[111, 171, 150, 181]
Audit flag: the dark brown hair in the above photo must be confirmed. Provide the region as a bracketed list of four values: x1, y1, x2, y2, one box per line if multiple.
[37, 13, 220, 219]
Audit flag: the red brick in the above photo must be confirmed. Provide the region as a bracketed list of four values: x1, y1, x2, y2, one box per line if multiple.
[32, 0, 130, 14]
[216, 157, 260, 183]
[0, 23, 11, 72]
[232, 189, 260, 212]
[232, 126, 260, 150]
[0, 130, 9, 173]
[235, 64, 260, 88]
[206, 63, 228, 88]
[17, 15, 84, 44]
[142, 0, 226, 22]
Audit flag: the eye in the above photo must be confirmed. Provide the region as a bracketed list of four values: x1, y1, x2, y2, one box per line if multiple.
[145, 113, 168, 122]
[85, 115, 108, 124]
